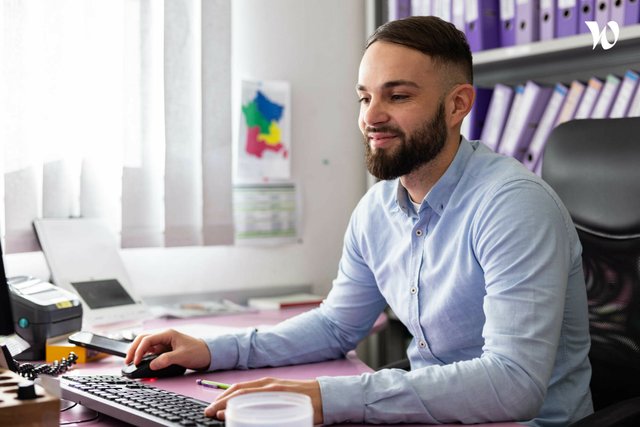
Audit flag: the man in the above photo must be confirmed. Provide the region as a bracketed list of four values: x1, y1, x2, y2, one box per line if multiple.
[126, 16, 593, 426]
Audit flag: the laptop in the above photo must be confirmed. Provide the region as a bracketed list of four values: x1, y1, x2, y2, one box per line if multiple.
[33, 218, 150, 333]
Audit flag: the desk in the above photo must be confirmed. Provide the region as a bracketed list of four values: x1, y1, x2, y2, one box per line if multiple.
[59, 308, 520, 427]
[143, 306, 388, 334]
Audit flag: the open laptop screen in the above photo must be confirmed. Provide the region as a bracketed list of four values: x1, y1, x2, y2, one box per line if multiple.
[33, 218, 149, 329]
[70, 279, 136, 310]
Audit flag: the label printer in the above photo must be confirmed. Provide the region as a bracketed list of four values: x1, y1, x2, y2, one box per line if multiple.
[8, 276, 82, 360]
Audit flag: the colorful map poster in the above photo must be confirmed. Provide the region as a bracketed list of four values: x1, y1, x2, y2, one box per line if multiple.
[235, 80, 291, 183]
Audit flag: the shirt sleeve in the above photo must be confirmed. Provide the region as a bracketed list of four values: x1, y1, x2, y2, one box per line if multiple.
[205, 209, 388, 372]
[319, 179, 579, 425]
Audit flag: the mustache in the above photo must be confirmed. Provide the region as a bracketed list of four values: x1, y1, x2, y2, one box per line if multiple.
[365, 125, 403, 135]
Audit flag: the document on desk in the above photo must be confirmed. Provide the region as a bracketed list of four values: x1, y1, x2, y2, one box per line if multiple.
[149, 300, 257, 319]
[0, 333, 30, 357]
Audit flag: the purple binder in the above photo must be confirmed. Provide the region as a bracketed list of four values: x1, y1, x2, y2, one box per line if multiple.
[515, 0, 541, 45]
[465, 0, 500, 52]
[628, 84, 640, 117]
[556, 0, 579, 37]
[574, 77, 603, 119]
[540, 0, 557, 41]
[611, 0, 640, 25]
[500, 0, 517, 47]
[523, 83, 568, 173]
[466, 87, 493, 140]
[609, 70, 640, 118]
[595, 0, 611, 29]
[534, 158, 543, 176]
[498, 81, 553, 162]
[388, 0, 412, 21]
[555, 80, 586, 126]
[480, 84, 515, 152]
[579, 0, 596, 34]
[590, 74, 621, 118]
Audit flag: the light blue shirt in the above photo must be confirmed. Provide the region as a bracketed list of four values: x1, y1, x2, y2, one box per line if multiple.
[206, 138, 593, 426]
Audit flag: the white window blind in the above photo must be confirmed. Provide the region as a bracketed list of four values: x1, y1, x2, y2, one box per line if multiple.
[0, 0, 233, 253]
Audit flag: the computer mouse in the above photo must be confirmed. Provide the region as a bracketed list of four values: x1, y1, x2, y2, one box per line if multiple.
[121, 353, 187, 379]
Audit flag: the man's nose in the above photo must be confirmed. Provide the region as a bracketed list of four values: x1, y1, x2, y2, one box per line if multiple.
[362, 99, 390, 127]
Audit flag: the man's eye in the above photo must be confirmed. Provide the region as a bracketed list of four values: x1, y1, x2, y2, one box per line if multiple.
[391, 94, 409, 101]
[358, 97, 370, 104]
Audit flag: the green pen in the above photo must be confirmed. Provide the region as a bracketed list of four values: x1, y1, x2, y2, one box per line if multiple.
[196, 379, 231, 390]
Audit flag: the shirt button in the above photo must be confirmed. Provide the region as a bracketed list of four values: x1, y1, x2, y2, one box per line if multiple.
[410, 286, 417, 295]
[419, 340, 426, 348]
[415, 229, 423, 237]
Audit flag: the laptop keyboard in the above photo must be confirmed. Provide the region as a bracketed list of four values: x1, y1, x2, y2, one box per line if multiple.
[61, 375, 224, 426]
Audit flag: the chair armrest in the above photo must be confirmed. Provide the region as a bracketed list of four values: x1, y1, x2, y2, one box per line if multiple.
[570, 396, 640, 427]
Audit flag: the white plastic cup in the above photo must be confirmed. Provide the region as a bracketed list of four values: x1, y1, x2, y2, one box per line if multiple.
[225, 391, 313, 427]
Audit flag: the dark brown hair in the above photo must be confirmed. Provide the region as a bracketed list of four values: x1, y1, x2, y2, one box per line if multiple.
[366, 16, 473, 85]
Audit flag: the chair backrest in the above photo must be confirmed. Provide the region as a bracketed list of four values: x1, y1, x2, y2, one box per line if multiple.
[542, 117, 640, 411]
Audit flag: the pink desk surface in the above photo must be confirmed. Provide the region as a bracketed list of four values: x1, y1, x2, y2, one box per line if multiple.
[60, 308, 519, 426]
[61, 354, 519, 427]
[142, 306, 388, 334]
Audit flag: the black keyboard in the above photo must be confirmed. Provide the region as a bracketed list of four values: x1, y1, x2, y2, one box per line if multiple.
[61, 375, 224, 426]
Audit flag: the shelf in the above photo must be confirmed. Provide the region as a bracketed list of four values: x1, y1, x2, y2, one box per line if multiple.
[473, 24, 640, 87]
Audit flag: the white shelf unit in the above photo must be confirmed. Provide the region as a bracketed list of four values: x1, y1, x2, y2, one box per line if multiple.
[473, 24, 640, 87]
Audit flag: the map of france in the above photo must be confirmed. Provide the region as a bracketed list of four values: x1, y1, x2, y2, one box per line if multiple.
[242, 90, 288, 159]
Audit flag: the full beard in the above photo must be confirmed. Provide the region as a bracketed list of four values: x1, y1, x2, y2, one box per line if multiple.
[364, 102, 448, 181]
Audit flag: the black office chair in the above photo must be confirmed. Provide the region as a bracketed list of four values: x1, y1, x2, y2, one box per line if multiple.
[542, 117, 640, 427]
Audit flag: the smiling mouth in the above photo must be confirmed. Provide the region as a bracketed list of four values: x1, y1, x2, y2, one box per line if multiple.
[368, 133, 398, 149]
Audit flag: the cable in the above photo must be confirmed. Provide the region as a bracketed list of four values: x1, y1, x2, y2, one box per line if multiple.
[60, 399, 78, 412]
[14, 352, 79, 380]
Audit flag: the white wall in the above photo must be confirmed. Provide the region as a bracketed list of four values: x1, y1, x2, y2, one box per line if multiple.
[5, 0, 368, 298]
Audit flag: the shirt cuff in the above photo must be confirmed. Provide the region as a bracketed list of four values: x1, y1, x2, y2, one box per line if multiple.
[204, 334, 240, 371]
[318, 375, 365, 424]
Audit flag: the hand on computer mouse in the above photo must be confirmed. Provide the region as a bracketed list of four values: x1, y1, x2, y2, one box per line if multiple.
[121, 353, 187, 379]
[125, 329, 211, 371]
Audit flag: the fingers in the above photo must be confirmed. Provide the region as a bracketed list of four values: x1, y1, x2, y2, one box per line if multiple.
[124, 330, 174, 365]
[205, 385, 265, 418]
[124, 333, 149, 364]
[204, 377, 324, 425]
[204, 377, 275, 417]
[125, 329, 211, 371]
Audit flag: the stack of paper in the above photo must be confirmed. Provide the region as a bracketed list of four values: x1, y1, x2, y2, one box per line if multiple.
[247, 293, 325, 310]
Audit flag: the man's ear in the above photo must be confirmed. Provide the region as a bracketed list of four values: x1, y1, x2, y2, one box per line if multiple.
[446, 83, 475, 129]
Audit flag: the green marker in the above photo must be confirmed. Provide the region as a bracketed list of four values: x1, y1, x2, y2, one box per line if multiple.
[196, 379, 231, 390]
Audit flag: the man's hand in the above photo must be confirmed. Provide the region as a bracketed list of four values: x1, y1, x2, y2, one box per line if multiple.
[205, 377, 324, 425]
[124, 329, 211, 371]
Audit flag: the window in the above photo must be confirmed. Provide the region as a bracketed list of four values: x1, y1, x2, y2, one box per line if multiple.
[0, 0, 233, 253]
